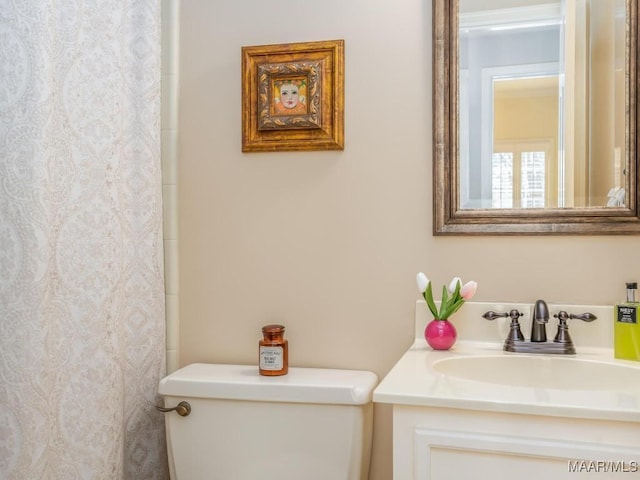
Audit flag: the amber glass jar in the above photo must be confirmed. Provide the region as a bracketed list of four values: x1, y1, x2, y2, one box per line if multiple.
[259, 324, 288, 376]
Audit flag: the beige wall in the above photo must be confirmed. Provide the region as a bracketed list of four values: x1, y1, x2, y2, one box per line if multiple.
[177, 1, 640, 478]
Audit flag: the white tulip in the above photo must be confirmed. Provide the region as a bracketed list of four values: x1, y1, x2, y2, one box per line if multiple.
[416, 272, 429, 293]
[448, 277, 462, 293]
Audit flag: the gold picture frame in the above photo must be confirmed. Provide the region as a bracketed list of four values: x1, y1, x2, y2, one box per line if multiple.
[242, 40, 344, 152]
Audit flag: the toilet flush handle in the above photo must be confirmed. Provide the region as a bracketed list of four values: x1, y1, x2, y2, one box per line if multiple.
[156, 401, 191, 417]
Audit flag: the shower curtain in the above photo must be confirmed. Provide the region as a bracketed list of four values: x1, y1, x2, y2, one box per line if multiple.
[0, 1, 167, 478]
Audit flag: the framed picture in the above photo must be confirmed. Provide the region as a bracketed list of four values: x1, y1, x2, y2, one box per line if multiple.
[242, 40, 344, 152]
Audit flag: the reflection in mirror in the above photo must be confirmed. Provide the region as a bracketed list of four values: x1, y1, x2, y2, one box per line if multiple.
[460, 0, 625, 209]
[433, 0, 640, 234]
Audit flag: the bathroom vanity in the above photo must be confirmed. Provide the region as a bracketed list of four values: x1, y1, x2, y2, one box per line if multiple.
[373, 302, 640, 479]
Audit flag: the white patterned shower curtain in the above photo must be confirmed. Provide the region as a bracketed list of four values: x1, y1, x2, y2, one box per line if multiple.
[0, 1, 168, 479]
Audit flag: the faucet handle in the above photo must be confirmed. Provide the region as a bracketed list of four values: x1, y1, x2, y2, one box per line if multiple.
[552, 311, 597, 347]
[554, 311, 598, 322]
[484, 309, 524, 343]
[483, 311, 507, 320]
[483, 309, 523, 321]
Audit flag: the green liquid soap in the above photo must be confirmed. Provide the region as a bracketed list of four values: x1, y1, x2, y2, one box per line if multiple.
[614, 282, 640, 361]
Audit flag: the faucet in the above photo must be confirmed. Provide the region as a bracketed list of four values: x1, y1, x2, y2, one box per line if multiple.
[530, 299, 549, 342]
[482, 300, 597, 355]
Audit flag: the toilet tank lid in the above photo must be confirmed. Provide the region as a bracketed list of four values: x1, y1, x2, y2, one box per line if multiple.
[158, 364, 379, 405]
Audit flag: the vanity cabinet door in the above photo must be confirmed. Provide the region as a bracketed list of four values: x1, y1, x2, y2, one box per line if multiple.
[393, 406, 640, 480]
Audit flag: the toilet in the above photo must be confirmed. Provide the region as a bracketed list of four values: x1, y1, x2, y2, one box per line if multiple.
[158, 363, 378, 480]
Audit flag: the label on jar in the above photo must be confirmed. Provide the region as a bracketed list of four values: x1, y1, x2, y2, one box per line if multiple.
[259, 346, 284, 370]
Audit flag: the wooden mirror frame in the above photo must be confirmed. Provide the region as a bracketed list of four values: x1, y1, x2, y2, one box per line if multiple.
[433, 0, 640, 235]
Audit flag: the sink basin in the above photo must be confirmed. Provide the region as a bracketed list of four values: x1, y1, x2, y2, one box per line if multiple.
[432, 355, 640, 390]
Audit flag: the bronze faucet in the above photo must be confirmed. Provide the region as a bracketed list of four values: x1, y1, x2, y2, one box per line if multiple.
[483, 300, 597, 355]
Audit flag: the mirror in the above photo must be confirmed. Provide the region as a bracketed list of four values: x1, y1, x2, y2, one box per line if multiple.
[433, 0, 640, 234]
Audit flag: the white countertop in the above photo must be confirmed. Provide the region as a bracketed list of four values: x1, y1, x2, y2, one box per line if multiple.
[373, 339, 640, 422]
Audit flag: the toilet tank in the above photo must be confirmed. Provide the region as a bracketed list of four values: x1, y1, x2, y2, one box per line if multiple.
[158, 364, 378, 480]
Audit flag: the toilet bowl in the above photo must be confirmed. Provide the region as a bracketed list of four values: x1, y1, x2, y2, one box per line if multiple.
[158, 363, 378, 480]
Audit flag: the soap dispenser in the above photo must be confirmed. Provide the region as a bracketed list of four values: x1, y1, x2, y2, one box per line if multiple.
[614, 282, 640, 361]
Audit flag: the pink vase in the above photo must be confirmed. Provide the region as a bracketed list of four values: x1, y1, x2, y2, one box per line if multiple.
[424, 319, 457, 350]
